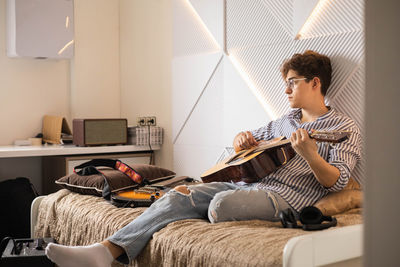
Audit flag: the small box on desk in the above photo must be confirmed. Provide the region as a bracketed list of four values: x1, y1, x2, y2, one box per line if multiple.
[128, 126, 163, 146]
[73, 119, 127, 146]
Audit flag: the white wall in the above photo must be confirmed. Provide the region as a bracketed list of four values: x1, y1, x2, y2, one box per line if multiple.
[0, 0, 121, 144]
[119, 0, 173, 170]
[0, 0, 122, 190]
[71, 0, 120, 119]
[0, 0, 71, 145]
[0, 0, 173, 190]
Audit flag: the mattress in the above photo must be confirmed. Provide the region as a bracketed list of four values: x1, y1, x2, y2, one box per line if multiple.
[34, 189, 363, 267]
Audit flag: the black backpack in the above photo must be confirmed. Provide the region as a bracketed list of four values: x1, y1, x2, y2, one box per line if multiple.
[0, 177, 39, 241]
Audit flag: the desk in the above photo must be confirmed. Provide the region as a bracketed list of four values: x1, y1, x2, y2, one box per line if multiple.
[0, 144, 160, 158]
[0, 144, 160, 194]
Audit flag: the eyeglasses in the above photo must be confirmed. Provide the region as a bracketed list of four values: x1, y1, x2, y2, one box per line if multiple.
[285, 77, 308, 89]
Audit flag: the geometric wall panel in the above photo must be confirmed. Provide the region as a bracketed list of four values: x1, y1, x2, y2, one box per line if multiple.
[172, 52, 223, 140]
[228, 43, 294, 119]
[174, 60, 224, 147]
[298, 0, 365, 39]
[293, 0, 319, 39]
[174, 145, 225, 179]
[331, 61, 365, 186]
[223, 57, 271, 147]
[332, 61, 365, 130]
[228, 30, 364, 120]
[226, 0, 292, 50]
[173, 61, 224, 177]
[262, 0, 293, 37]
[173, 0, 365, 181]
[173, 0, 220, 57]
[188, 0, 224, 48]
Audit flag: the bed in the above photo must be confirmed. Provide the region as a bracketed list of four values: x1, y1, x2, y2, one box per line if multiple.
[31, 189, 363, 267]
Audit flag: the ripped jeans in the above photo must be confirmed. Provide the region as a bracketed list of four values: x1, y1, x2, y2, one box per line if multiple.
[107, 182, 292, 264]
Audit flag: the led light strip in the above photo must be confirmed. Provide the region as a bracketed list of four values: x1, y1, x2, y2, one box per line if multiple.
[183, 0, 278, 119]
[183, 0, 221, 50]
[228, 55, 278, 120]
[296, 0, 330, 39]
[58, 40, 74, 55]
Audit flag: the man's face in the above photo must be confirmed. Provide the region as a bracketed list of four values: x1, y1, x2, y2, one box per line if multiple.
[284, 69, 312, 108]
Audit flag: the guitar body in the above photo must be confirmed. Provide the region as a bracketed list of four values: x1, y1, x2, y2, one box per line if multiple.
[201, 140, 296, 183]
[201, 131, 350, 184]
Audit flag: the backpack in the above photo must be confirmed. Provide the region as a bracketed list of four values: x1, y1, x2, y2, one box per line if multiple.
[0, 177, 39, 241]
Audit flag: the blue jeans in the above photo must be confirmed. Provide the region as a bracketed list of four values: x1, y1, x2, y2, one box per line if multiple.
[107, 182, 292, 264]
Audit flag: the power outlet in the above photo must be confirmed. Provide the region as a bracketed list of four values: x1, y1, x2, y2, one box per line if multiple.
[146, 116, 156, 126]
[137, 117, 146, 126]
[137, 116, 156, 126]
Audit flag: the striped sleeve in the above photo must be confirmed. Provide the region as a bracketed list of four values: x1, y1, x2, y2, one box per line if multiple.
[251, 121, 275, 141]
[325, 125, 362, 192]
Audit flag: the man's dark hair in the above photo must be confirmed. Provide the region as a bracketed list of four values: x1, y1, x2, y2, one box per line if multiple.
[280, 50, 332, 96]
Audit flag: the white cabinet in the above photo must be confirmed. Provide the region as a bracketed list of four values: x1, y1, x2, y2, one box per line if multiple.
[6, 0, 74, 59]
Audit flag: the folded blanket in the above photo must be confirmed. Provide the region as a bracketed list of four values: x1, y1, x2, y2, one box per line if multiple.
[35, 189, 362, 267]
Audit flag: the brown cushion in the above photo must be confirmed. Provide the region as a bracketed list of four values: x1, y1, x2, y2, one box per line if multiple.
[314, 178, 362, 216]
[56, 164, 176, 196]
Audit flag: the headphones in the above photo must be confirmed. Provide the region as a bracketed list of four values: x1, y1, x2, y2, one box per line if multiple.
[279, 206, 337, 231]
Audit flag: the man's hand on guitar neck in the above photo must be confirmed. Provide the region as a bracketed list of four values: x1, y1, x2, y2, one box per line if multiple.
[290, 128, 318, 160]
[290, 128, 340, 188]
[233, 131, 259, 152]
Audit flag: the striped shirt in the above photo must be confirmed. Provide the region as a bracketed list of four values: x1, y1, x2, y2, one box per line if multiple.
[251, 107, 362, 212]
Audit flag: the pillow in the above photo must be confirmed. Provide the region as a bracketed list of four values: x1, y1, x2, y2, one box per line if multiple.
[56, 164, 176, 196]
[314, 178, 362, 216]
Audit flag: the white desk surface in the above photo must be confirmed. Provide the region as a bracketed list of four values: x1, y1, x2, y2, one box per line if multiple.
[0, 144, 160, 158]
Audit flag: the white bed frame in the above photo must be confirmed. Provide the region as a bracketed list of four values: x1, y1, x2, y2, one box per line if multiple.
[30, 196, 363, 266]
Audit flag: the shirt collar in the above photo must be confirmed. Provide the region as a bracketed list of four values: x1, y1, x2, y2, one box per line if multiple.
[289, 106, 335, 123]
[316, 106, 335, 121]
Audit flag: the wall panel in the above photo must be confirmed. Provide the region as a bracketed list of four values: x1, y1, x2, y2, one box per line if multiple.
[173, 0, 365, 183]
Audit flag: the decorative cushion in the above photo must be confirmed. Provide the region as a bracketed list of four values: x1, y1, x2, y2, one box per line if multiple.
[314, 178, 362, 216]
[56, 164, 176, 196]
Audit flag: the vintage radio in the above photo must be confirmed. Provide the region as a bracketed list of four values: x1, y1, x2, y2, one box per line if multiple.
[73, 119, 127, 146]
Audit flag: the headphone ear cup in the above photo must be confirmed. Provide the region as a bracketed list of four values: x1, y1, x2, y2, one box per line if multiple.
[300, 206, 338, 231]
[299, 206, 323, 224]
[279, 208, 297, 228]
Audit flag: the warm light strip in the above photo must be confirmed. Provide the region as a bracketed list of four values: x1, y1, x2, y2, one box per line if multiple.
[228, 55, 278, 120]
[296, 0, 329, 39]
[65, 16, 70, 28]
[183, 0, 276, 119]
[58, 40, 74, 55]
[183, 0, 221, 50]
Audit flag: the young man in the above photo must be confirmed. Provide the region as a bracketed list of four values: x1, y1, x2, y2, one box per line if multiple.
[45, 50, 362, 267]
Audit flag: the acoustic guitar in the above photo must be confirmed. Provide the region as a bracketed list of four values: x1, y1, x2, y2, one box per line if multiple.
[201, 131, 350, 184]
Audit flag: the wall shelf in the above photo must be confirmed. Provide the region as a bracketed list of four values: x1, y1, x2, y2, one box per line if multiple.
[0, 144, 160, 158]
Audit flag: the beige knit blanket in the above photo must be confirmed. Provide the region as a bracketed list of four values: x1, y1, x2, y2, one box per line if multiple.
[34, 189, 363, 267]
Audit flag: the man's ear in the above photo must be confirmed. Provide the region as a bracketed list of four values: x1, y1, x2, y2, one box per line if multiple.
[312, 77, 322, 90]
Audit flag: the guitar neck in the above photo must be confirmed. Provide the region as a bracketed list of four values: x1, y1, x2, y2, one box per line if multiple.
[255, 131, 350, 151]
[309, 130, 350, 143]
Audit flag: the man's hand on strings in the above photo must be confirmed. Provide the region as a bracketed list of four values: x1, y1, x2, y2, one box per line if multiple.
[233, 131, 258, 152]
[290, 128, 318, 161]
